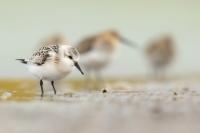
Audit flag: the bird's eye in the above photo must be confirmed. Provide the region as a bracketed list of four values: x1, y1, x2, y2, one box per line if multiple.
[68, 55, 73, 59]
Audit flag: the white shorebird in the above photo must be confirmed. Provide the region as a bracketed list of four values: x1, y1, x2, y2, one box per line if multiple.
[17, 44, 84, 97]
[76, 29, 137, 80]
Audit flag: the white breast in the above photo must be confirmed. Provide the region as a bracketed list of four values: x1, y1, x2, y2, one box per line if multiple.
[27, 58, 74, 81]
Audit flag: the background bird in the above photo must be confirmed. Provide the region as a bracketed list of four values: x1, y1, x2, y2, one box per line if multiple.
[17, 44, 84, 97]
[145, 34, 175, 79]
[38, 34, 68, 47]
[76, 29, 137, 84]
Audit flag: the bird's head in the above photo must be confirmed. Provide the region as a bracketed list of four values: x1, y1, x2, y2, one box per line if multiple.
[61, 45, 84, 75]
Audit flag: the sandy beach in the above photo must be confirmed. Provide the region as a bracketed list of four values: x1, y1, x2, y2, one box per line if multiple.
[1, 79, 200, 133]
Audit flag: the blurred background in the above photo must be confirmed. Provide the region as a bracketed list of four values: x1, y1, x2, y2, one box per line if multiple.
[0, 0, 200, 79]
[1, 1, 200, 133]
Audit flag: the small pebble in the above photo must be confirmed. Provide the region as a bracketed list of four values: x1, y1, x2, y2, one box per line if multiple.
[102, 89, 107, 93]
[174, 92, 178, 96]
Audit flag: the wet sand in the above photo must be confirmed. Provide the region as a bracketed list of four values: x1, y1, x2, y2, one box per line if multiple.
[0, 79, 200, 133]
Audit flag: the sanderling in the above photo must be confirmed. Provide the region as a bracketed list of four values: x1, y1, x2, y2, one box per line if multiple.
[76, 29, 137, 79]
[17, 44, 84, 97]
[145, 34, 175, 77]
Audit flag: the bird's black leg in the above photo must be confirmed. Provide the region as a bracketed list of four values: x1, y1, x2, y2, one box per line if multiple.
[40, 80, 44, 97]
[51, 81, 56, 95]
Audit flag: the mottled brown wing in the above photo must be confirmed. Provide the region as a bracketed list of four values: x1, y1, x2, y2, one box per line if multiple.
[76, 36, 97, 54]
[30, 45, 59, 65]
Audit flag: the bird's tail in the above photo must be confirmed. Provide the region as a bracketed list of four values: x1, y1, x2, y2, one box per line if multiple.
[16, 59, 28, 64]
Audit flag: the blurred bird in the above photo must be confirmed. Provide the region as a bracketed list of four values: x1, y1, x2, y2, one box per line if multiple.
[17, 44, 84, 97]
[76, 29, 137, 81]
[38, 34, 68, 47]
[145, 35, 175, 78]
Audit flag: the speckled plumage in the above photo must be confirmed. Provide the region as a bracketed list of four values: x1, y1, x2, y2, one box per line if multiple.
[17, 44, 84, 97]
[29, 45, 59, 65]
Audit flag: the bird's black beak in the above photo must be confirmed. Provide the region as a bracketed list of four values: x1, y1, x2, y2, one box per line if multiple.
[74, 62, 84, 75]
[119, 36, 138, 49]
